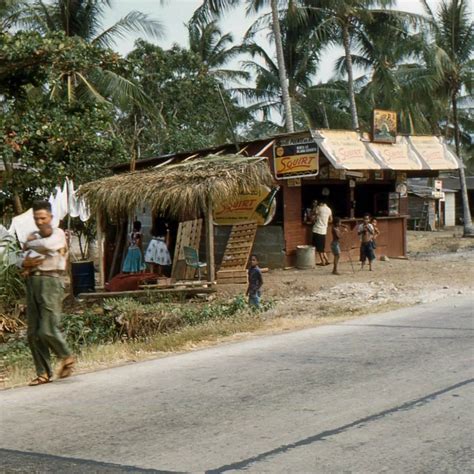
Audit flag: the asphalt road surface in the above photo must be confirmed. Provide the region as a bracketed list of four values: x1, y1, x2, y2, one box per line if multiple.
[1, 296, 473, 473]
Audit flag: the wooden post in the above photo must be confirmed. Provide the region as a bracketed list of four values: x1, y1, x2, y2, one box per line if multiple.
[97, 211, 105, 288]
[205, 198, 215, 283]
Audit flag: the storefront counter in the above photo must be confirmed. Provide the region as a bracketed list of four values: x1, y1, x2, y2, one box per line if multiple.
[300, 216, 407, 264]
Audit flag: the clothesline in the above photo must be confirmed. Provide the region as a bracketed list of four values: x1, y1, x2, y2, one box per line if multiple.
[7, 178, 90, 244]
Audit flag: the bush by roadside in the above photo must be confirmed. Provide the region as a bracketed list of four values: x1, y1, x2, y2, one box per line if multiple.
[1, 295, 274, 388]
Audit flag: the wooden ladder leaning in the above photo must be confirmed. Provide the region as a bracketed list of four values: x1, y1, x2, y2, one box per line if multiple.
[217, 221, 258, 284]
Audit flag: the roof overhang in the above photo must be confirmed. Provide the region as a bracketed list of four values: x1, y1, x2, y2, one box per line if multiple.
[311, 130, 461, 171]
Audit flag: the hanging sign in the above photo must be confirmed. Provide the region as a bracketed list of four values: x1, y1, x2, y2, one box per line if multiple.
[214, 186, 278, 226]
[274, 137, 318, 179]
[372, 109, 397, 144]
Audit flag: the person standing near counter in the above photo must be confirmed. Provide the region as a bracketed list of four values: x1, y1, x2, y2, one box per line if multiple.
[311, 201, 332, 266]
[358, 214, 379, 271]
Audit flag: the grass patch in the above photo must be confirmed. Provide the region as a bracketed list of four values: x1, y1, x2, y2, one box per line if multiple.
[1, 296, 273, 388]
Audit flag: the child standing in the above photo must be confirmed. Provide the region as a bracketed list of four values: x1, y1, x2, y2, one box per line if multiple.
[21, 224, 67, 277]
[122, 220, 145, 273]
[330, 217, 347, 275]
[144, 220, 172, 276]
[357, 214, 378, 271]
[246, 254, 263, 309]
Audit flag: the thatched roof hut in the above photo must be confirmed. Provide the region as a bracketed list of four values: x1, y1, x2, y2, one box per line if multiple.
[78, 154, 274, 284]
[78, 154, 274, 219]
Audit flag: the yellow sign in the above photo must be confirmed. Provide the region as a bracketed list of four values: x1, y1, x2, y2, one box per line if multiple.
[274, 140, 319, 179]
[214, 186, 278, 226]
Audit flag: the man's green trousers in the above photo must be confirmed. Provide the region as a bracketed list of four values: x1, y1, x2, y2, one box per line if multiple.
[26, 275, 71, 377]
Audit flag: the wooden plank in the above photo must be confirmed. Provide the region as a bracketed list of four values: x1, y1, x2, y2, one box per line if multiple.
[78, 286, 216, 300]
[171, 219, 203, 280]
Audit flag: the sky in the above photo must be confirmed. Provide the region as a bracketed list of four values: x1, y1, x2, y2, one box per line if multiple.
[103, 0, 443, 82]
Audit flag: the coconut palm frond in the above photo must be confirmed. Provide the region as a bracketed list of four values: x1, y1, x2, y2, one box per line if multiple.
[93, 11, 164, 48]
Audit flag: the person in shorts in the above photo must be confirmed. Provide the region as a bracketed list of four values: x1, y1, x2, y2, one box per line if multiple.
[311, 201, 332, 266]
[358, 214, 378, 271]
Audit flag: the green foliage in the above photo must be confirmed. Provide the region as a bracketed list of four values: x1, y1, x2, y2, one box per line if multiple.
[0, 233, 25, 313]
[0, 338, 31, 367]
[61, 311, 117, 351]
[1, 98, 126, 215]
[118, 41, 251, 157]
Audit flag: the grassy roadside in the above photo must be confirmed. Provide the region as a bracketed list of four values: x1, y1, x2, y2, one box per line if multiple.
[1, 295, 407, 389]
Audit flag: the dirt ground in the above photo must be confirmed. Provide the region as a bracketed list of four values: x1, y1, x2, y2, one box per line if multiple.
[217, 229, 474, 320]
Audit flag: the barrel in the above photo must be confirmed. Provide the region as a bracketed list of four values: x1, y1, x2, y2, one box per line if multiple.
[71, 261, 95, 296]
[296, 245, 315, 270]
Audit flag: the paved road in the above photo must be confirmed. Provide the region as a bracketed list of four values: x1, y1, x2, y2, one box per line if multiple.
[1, 296, 473, 473]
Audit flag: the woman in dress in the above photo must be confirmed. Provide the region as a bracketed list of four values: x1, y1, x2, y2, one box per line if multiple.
[145, 220, 171, 276]
[122, 221, 145, 273]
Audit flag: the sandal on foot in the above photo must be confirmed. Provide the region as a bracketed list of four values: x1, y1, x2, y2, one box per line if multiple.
[58, 356, 75, 379]
[29, 374, 51, 386]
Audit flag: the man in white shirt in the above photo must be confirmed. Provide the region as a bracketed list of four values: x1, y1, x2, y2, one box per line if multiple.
[20, 200, 75, 386]
[311, 201, 333, 266]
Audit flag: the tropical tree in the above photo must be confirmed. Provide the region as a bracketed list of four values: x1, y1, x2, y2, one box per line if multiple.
[301, 0, 402, 131]
[187, 19, 248, 82]
[13, 0, 164, 104]
[331, 11, 436, 133]
[193, 0, 296, 132]
[237, 10, 323, 126]
[0, 0, 25, 31]
[421, 0, 473, 236]
[116, 40, 252, 159]
[0, 30, 127, 215]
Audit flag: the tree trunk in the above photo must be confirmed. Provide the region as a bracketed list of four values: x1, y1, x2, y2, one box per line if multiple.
[2, 157, 23, 214]
[271, 0, 294, 133]
[452, 91, 474, 237]
[342, 23, 359, 131]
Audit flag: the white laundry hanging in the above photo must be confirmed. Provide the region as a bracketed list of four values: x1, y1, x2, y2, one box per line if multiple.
[67, 178, 80, 218]
[7, 208, 38, 245]
[78, 198, 91, 222]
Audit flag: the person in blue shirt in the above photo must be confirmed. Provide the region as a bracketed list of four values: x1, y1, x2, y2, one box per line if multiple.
[246, 254, 263, 309]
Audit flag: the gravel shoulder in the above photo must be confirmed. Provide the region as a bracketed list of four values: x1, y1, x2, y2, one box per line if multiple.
[218, 229, 474, 324]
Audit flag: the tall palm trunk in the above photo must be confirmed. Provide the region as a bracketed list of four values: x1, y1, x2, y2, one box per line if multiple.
[271, 0, 294, 133]
[452, 91, 474, 236]
[342, 23, 359, 131]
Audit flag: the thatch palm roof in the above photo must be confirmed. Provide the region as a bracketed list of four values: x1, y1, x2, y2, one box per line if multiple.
[78, 154, 274, 218]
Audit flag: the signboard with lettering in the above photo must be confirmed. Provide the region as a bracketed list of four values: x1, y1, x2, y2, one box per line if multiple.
[273, 137, 318, 179]
[214, 186, 278, 226]
[372, 109, 397, 144]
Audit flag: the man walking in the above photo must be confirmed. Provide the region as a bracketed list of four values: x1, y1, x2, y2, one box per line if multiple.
[20, 200, 75, 386]
[311, 201, 332, 266]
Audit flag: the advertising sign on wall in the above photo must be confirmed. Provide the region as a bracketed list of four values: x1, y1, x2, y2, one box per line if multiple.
[372, 109, 397, 144]
[273, 137, 318, 179]
[214, 186, 278, 226]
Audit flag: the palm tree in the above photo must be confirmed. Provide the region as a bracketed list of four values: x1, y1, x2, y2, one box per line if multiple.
[236, 10, 324, 127]
[332, 12, 438, 134]
[187, 19, 248, 83]
[193, 0, 295, 132]
[0, 0, 25, 31]
[14, 0, 164, 104]
[302, 0, 401, 130]
[421, 0, 473, 236]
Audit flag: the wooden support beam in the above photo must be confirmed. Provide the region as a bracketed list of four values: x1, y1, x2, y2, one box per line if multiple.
[97, 211, 105, 288]
[206, 198, 216, 282]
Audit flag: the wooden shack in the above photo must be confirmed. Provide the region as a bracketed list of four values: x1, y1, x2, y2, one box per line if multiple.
[105, 130, 460, 272]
